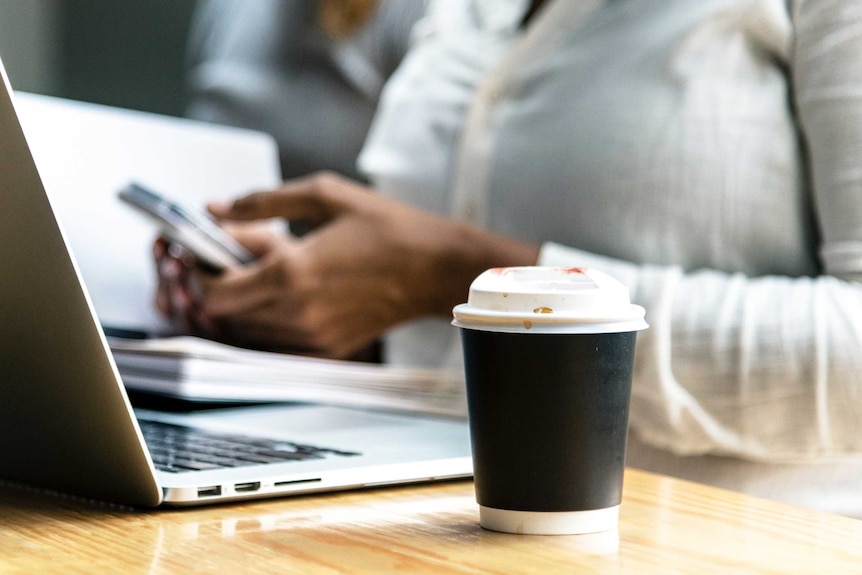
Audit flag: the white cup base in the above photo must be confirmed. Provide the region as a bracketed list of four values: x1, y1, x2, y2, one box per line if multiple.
[479, 505, 619, 535]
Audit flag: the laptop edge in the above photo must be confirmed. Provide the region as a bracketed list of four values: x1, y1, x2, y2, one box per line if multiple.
[0, 57, 166, 507]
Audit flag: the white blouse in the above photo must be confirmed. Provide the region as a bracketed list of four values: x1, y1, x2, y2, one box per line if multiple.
[359, 0, 862, 516]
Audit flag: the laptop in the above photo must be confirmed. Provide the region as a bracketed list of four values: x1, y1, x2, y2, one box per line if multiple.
[0, 57, 472, 507]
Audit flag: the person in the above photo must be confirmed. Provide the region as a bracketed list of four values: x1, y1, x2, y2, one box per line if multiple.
[156, 0, 862, 518]
[184, 0, 426, 181]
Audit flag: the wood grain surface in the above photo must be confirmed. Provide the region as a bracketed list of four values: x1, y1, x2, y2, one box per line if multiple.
[2, 468, 861, 574]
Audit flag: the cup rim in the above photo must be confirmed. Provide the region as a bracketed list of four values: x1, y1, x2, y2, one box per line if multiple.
[452, 305, 648, 334]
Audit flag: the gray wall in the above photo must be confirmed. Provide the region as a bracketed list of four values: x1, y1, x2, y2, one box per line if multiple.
[0, 0, 60, 94]
[0, 0, 197, 116]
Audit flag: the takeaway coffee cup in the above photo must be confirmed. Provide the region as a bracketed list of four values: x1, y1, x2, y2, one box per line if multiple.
[452, 267, 648, 535]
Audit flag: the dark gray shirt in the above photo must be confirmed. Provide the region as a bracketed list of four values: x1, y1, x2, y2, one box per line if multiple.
[185, 0, 425, 180]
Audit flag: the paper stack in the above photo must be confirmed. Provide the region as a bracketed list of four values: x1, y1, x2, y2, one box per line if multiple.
[110, 336, 468, 418]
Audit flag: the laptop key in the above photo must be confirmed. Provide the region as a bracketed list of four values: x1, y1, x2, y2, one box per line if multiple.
[138, 419, 360, 473]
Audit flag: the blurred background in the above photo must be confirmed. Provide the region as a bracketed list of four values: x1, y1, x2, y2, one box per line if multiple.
[0, 0, 196, 116]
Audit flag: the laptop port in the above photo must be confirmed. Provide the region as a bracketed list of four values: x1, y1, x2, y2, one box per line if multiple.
[234, 482, 261, 493]
[274, 478, 322, 487]
[197, 485, 222, 497]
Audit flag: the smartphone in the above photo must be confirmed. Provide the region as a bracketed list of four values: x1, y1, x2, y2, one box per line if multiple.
[118, 182, 254, 271]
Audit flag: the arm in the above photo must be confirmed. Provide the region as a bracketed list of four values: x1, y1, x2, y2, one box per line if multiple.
[540, 243, 862, 462]
[157, 172, 539, 359]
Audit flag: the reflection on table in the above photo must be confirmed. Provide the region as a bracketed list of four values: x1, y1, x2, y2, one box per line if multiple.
[2, 468, 862, 574]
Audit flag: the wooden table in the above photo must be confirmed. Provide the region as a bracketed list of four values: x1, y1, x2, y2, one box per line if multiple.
[1, 468, 860, 574]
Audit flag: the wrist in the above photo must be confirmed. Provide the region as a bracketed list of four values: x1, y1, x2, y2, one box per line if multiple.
[430, 222, 540, 317]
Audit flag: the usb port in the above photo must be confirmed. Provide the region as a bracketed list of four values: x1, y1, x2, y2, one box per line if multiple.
[234, 482, 261, 493]
[197, 485, 222, 497]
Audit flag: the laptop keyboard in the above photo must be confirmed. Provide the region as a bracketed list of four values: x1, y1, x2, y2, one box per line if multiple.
[138, 419, 360, 473]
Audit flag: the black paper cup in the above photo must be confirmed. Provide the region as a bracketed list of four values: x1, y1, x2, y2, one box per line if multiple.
[453, 267, 647, 535]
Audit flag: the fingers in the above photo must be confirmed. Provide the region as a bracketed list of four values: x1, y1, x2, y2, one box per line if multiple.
[153, 225, 300, 337]
[207, 314, 319, 355]
[153, 237, 220, 335]
[208, 171, 366, 225]
[221, 221, 282, 258]
[206, 307, 375, 360]
[197, 249, 300, 318]
[154, 243, 198, 328]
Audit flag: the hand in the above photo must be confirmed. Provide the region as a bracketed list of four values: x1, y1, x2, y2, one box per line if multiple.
[153, 236, 220, 337]
[155, 172, 540, 359]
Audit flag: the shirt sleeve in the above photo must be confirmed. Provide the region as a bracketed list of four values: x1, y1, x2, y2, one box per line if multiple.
[538, 240, 862, 463]
[536, 1, 862, 462]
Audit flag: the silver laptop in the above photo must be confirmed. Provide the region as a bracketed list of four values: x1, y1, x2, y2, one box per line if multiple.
[0, 57, 472, 507]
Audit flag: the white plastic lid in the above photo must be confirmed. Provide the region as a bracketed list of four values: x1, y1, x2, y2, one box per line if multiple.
[452, 267, 648, 334]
